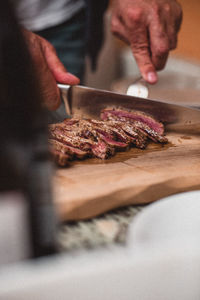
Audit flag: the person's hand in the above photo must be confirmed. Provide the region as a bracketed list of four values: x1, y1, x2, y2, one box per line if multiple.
[111, 0, 182, 84]
[23, 29, 80, 111]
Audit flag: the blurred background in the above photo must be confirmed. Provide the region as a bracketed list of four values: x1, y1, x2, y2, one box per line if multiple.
[173, 0, 200, 61]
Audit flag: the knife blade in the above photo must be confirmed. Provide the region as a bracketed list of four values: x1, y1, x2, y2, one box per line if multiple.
[58, 84, 200, 134]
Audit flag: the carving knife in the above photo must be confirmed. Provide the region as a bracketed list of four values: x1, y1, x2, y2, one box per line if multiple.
[57, 84, 200, 134]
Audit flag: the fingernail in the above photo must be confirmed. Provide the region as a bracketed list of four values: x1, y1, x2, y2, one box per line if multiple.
[147, 72, 157, 83]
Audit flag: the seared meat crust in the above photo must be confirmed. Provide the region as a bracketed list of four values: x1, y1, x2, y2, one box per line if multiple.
[49, 107, 167, 166]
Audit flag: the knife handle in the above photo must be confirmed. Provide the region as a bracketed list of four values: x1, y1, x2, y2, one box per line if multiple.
[57, 84, 71, 116]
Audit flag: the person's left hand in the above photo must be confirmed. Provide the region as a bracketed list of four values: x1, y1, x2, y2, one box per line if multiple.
[111, 0, 182, 84]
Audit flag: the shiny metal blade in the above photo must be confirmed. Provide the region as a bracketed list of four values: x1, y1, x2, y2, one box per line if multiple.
[58, 84, 200, 134]
[57, 84, 71, 115]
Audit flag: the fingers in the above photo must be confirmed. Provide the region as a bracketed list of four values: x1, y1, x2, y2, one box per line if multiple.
[165, 6, 182, 51]
[125, 8, 158, 84]
[111, 7, 158, 84]
[148, 19, 169, 71]
[41, 37, 80, 85]
[130, 32, 158, 84]
[23, 30, 80, 111]
[22, 32, 60, 111]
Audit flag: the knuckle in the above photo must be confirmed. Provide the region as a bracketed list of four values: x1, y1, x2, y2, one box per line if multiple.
[127, 7, 143, 23]
[163, 3, 171, 13]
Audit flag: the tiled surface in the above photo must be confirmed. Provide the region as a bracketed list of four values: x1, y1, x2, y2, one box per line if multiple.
[58, 206, 144, 251]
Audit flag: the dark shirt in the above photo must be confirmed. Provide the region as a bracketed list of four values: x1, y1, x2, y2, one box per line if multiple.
[84, 0, 109, 70]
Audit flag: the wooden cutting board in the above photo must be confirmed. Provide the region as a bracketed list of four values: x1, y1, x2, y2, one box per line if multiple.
[53, 131, 200, 221]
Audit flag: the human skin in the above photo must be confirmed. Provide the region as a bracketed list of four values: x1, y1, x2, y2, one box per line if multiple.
[111, 0, 182, 84]
[23, 29, 80, 111]
[22, 0, 182, 110]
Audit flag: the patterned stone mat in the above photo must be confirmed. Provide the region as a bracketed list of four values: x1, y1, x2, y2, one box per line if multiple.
[58, 205, 146, 251]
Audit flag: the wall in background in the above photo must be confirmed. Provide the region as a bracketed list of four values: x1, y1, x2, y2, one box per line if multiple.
[173, 0, 200, 62]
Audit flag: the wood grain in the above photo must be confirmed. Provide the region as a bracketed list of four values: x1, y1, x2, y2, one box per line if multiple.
[53, 132, 200, 221]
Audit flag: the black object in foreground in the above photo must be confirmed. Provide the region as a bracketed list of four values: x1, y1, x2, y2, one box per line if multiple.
[0, 1, 57, 260]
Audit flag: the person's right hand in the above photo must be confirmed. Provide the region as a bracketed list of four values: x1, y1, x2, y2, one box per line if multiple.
[23, 29, 80, 111]
[111, 0, 182, 84]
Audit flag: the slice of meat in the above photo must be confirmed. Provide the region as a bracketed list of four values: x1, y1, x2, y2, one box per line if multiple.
[49, 125, 113, 159]
[49, 127, 94, 152]
[100, 119, 148, 149]
[49, 123, 79, 136]
[105, 117, 167, 144]
[105, 120, 147, 148]
[48, 139, 87, 159]
[97, 132, 128, 150]
[76, 120, 128, 150]
[101, 107, 164, 135]
[74, 119, 101, 141]
[100, 110, 167, 144]
[91, 141, 115, 159]
[48, 106, 168, 164]
[89, 119, 131, 144]
[132, 121, 168, 143]
[119, 125, 147, 149]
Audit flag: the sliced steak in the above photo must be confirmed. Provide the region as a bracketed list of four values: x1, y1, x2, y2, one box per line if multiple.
[48, 139, 87, 159]
[120, 123, 148, 149]
[91, 141, 115, 159]
[89, 119, 131, 144]
[77, 119, 128, 150]
[49, 106, 168, 166]
[97, 132, 128, 150]
[98, 119, 148, 149]
[100, 110, 167, 144]
[49, 125, 113, 159]
[101, 107, 164, 135]
[49, 127, 94, 152]
[133, 121, 168, 143]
